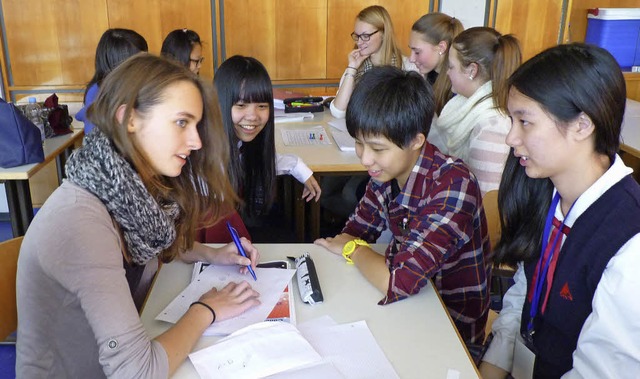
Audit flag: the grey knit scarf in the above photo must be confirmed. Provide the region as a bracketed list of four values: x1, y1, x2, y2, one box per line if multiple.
[66, 129, 178, 265]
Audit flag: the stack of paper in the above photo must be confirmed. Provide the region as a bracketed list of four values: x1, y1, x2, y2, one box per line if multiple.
[189, 317, 399, 379]
[190, 322, 322, 379]
[327, 119, 356, 152]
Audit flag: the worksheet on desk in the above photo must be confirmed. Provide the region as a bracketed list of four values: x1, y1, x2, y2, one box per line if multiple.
[156, 264, 296, 335]
[281, 126, 331, 146]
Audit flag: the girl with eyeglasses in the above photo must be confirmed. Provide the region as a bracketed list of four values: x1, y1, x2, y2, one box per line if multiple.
[161, 29, 204, 76]
[329, 5, 417, 119]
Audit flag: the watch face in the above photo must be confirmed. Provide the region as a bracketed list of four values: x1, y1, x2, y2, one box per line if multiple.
[343, 240, 356, 254]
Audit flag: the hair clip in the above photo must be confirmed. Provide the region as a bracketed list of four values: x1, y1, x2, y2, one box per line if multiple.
[182, 28, 188, 33]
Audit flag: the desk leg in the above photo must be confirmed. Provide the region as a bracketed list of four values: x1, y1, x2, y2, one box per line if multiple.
[282, 176, 293, 229]
[5, 180, 34, 237]
[55, 147, 73, 185]
[293, 181, 306, 242]
[309, 201, 321, 241]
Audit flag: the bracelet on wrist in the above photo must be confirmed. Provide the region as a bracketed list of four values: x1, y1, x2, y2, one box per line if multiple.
[190, 301, 217, 325]
[347, 66, 358, 71]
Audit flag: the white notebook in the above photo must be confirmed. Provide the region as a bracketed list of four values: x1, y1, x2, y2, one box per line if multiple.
[329, 128, 355, 152]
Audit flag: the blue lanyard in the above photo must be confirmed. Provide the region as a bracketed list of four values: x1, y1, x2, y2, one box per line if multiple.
[527, 192, 575, 336]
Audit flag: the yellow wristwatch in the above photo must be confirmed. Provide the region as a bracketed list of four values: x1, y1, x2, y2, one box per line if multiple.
[342, 239, 369, 265]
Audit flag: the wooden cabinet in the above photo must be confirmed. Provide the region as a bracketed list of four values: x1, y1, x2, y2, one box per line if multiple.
[2, 0, 107, 88]
[222, 0, 327, 80]
[493, 0, 640, 101]
[493, 0, 565, 61]
[0, 0, 213, 103]
[564, 0, 640, 101]
[0, 0, 430, 101]
[106, 0, 214, 78]
[3, 0, 639, 207]
[2, 0, 639, 101]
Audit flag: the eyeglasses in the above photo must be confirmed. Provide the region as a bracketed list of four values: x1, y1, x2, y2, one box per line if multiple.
[351, 30, 379, 42]
[190, 57, 205, 65]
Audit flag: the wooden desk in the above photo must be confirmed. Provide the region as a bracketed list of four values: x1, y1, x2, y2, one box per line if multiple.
[621, 98, 640, 159]
[275, 110, 366, 241]
[0, 128, 84, 236]
[140, 243, 480, 378]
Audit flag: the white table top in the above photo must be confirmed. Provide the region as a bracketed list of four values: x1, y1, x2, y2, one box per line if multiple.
[275, 110, 366, 173]
[140, 244, 480, 379]
[621, 98, 640, 158]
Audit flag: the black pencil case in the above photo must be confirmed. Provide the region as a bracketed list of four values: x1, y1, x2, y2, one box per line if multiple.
[283, 97, 325, 113]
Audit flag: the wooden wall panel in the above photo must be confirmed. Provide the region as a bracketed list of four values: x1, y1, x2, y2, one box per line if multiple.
[0, 22, 8, 98]
[625, 73, 640, 102]
[2, 0, 107, 86]
[223, 0, 277, 74]
[106, 0, 214, 79]
[326, 0, 430, 79]
[274, 0, 327, 80]
[222, 0, 330, 81]
[381, 1, 431, 58]
[494, 0, 564, 61]
[326, 0, 371, 79]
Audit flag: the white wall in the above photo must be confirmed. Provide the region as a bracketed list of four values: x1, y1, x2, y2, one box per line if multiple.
[441, 0, 488, 28]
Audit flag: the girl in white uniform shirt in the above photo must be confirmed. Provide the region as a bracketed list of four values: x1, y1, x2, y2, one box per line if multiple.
[480, 43, 640, 378]
[214, 55, 320, 217]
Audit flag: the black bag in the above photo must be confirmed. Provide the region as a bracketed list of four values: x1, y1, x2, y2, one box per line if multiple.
[0, 98, 45, 168]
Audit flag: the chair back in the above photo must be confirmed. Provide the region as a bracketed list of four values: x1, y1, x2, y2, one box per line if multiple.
[0, 237, 22, 340]
[483, 190, 501, 249]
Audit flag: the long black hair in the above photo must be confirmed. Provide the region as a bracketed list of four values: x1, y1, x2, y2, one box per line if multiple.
[161, 29, 201, 69]
[86, 28, 148, 102]
[214, 55, 276, 217]
[495, 43, 626, 266]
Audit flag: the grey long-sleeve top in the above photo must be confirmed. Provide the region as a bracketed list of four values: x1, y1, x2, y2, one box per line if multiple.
[16, 181, 169, 378]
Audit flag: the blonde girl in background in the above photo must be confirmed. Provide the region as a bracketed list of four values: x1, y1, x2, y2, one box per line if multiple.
[409, 12, 464, 115]
[431, 27, 521, 194]
[329, 5, 417, 119]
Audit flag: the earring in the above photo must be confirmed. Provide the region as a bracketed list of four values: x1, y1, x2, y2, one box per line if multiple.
[438, 51, 443, 56]
[469, 75, 474, 80]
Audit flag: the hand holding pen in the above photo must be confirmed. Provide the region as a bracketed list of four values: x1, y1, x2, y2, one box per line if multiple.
[226, 221, 258, 281]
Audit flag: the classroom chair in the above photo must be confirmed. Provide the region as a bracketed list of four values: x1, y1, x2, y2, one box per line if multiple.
[0, 236, 21, 379]
[0, 236, 21, 341]
[483, 190, 516, 310]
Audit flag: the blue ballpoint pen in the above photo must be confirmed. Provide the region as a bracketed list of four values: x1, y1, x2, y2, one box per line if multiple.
[226, 221, 257, 281]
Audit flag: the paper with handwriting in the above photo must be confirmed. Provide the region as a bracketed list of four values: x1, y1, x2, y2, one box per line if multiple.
[155, 264, 295, 335]
[189, 322, 322, 379]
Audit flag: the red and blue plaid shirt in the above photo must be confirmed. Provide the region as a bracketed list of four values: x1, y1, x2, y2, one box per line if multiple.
[343, 143, 491, 351]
